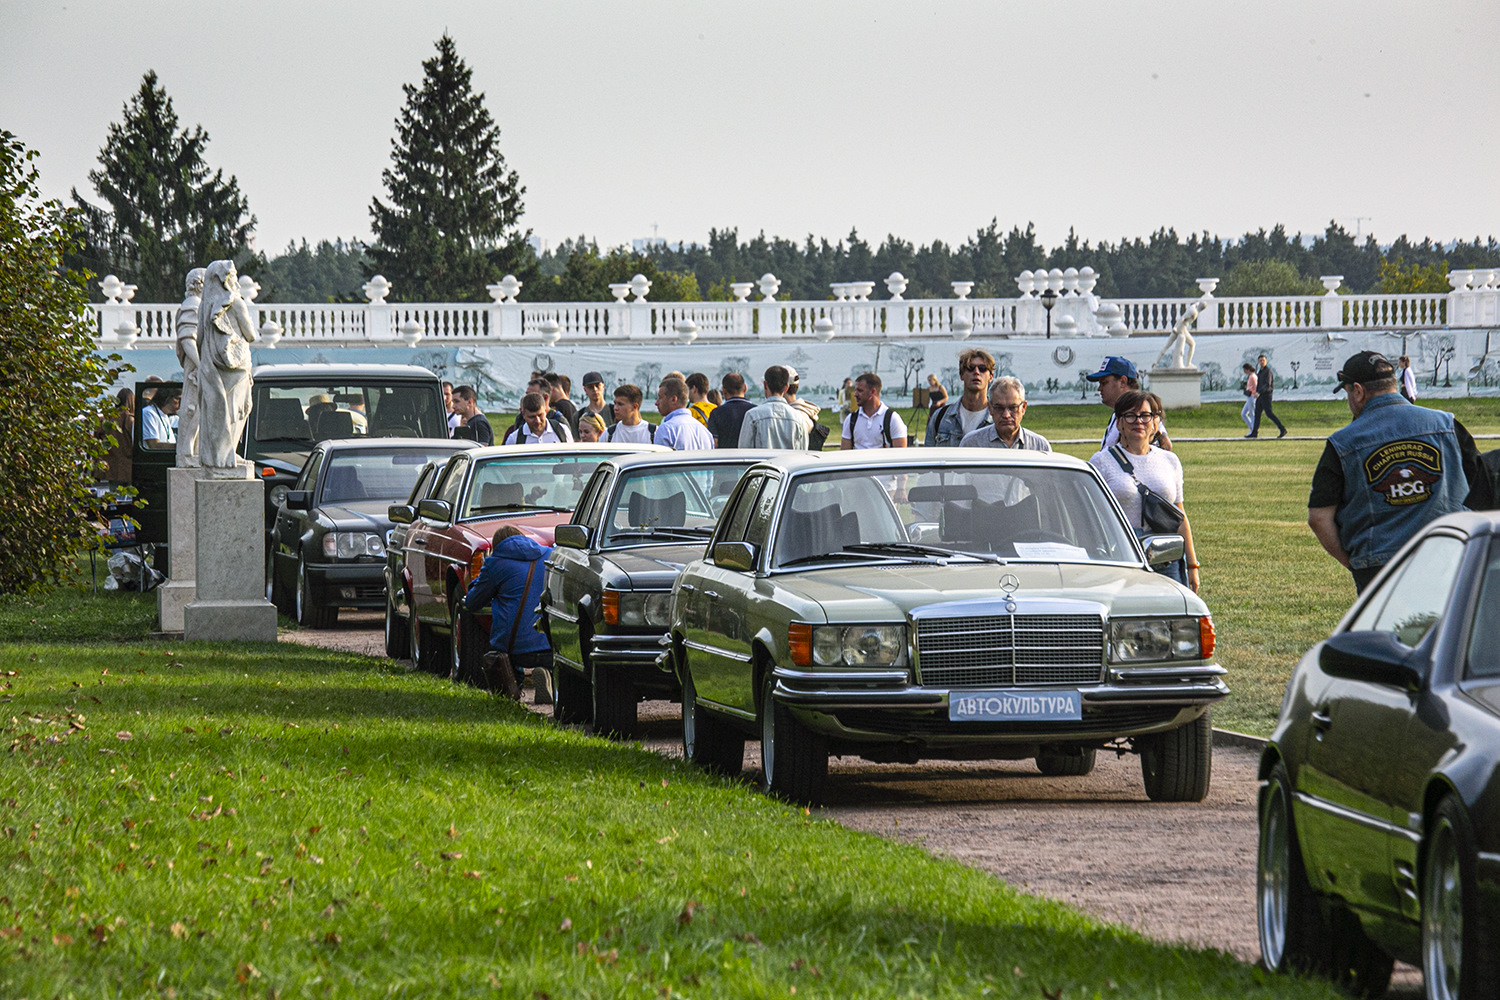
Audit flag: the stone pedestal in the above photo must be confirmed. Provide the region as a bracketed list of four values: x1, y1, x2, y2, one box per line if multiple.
[183, 476, 277, 642]
[1147, 368, 1202, 410]
[157, 467, 200, 632]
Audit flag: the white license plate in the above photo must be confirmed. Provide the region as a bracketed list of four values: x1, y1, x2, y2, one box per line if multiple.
[949, 690, 1083, 722]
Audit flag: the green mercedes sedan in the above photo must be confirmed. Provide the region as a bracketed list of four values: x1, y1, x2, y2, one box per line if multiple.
[662, 449, 1227, 806]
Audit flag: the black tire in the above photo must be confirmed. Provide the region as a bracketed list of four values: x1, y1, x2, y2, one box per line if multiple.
[682, 663, 744, 776]
[1140, 709, 1212, 802]
[295, 557, 337, 629]
[409, 603, 441, 674]
[267, 547, 289, 615]
[1036, 747, 1097, 776]
[449, 600, 488, 688]
[1422, 796, 1498, 1000]
[1258, 759, 1334, 977]
[552, 654, 592, 725]
[591, 659, 638, 740]
[384, 581, 410, 660]
[759, 670, 827, 806]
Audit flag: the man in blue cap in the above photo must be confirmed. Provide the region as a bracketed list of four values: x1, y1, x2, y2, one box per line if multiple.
[1086, 356, 1172, 452]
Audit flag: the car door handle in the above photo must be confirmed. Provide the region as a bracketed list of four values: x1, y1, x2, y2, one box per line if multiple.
[411, 538, 428, 547]
[679, 584, 696, 593]
[1311, 706, 1332, 730]
[702, 590, 720, 599]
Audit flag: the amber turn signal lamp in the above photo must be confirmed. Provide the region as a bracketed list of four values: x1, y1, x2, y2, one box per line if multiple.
[602, 589, 620, 625]
[1200, 617, 1216, 658]
[468, 549, 487, 581]
[788, 622, 812, 667]
[261, 467, 277, 477]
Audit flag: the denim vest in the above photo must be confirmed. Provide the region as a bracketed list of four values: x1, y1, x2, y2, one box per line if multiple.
[1329, 392, 1467, 569]
[924, 402, 990, 447]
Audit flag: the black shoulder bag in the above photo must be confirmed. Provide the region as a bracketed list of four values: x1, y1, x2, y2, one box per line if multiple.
[1108, 446, 1184, 535]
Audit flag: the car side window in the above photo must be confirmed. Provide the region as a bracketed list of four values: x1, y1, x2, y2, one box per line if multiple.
[405, 464, 435, 505]
[433, 458, 467, 511]
[744, 476, 781, 548]
[297, 451, 324, 492]
[1465, 538, 1500, 679]
[1350, 534, 1465, 647]
[580, 470, 614, 530]
[716, 475, 764, 546]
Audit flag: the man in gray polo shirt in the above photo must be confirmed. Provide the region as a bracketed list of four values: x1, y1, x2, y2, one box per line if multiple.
[960, 377, 1051, 451]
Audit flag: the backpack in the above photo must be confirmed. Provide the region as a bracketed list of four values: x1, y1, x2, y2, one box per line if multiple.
[844, 408, 897, 448]
[506, 411, 571, 444]
[689, 401, 714, 426]
[606, 420, 656, 443]
[807, 420, 830, 452]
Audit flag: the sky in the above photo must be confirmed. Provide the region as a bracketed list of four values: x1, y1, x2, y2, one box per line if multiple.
[4, 0, 1497, 260]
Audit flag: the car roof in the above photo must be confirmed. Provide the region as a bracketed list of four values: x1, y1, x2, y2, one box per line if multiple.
[312, 437, 476, 454]
[1425, 510, 1500, 537]
[462, 442, 669, 459]
[600, 449, 781, 473]
[746, 447, 1093, 474]
[251, 363, 439, 380]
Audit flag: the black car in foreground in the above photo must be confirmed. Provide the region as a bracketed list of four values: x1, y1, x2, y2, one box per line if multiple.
[541, 451, 771, 737]
[269, 438, 475, 627]
[1258, 512, 1500, 1000]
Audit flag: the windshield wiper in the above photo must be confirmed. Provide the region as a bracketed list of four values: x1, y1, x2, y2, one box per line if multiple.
[777, 550, 887, 567]
[471, 502, 570, 515]
[841, 541, 1002, 563]
[608, 527, 712, 541]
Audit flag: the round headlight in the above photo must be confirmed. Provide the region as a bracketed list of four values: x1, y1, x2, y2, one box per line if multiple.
[268, 483, 291, 509]
[366, 533, 385, 558]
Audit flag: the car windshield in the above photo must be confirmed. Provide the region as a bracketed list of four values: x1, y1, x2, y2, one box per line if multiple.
[771, 465, 1139, 568]
[251, 383, 444, 447]
[601, 463, 754, 546]
[463, 452, 627, 517]
[319, 448, 450, 504]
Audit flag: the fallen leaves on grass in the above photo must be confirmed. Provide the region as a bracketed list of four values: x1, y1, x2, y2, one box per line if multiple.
[235, 962, 260, 982]
[677, 901, 698, 925]
[170, 922, 188, 939]
[558, 918, 572, 932]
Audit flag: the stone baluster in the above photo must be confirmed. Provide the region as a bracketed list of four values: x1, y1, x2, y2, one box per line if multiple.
[363, 275, 393, 340]
[756, 273, 782, 339]
[487, 274, 523, 340]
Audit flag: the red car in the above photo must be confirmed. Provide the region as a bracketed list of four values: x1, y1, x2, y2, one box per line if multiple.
[393, 442, 666, 679]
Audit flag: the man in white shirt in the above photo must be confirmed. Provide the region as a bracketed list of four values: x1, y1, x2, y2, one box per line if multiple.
[443, 381, 459, 437]
[503, 392, 574, 445]
[141, 387, 180, 449]
[840, 372, 908, 449]
[1087, 355, 1172, 452]
[606, 384, 657, 444]
[654, 376, 714, 450]
[1399, 355, 1419, 401]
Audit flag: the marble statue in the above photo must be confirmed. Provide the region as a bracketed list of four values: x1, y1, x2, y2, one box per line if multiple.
[1153, 300, 1206, 371]
[196, 260, 258, 477]
[174, 268, 206, 467]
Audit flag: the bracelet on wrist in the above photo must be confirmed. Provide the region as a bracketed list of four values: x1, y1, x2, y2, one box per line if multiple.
[1188, 563, 1200, 569]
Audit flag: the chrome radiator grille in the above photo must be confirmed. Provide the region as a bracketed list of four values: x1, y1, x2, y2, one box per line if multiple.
[916, 614, 1104, 687]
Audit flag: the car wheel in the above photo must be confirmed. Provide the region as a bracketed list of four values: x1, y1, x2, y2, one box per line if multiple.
[295, 557, 337, 629]
[591, 659, 638, 740]
[384, 581, 410, 660]
[552, 653, 592, 725]
[449, 599, 487, 688]
[1035, 747, 1096, 776]
[1139, 708, 1212, 802]
[759, 669, 827, 806]
[1422, 796, 1498, 1000]
[409, 603, 440, 674]
[682, 663, 744, 776]
[1258, 759, 1333, 977]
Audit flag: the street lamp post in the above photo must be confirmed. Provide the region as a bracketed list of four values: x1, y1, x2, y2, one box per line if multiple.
[1040, 287, 1058, 339]
[1289, 361, 1300, 389]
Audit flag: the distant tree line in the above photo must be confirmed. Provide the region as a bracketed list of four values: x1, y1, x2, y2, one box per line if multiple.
[63, 45, 1500, 305]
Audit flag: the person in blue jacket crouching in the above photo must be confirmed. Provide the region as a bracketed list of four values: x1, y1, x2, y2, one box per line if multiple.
[463, 525, 552, 698]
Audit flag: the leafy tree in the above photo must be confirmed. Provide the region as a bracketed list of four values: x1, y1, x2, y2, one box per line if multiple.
[261, 238, 370, 302]
[1, 131, 121, 593]
[1377, 256, 1450, 294]
[368, 34, 532, 301]
[529, 244, 700, 302]
[70, 71, 257, 302]
[1214, 259, 1324, 297]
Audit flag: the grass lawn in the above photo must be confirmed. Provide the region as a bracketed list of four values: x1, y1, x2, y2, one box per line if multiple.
[0, 589, 1344, 999]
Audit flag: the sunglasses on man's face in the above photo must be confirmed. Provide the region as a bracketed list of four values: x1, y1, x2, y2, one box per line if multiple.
[964, 365, 991, 374]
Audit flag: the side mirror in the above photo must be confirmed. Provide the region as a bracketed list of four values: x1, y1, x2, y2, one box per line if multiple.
[1319, 630, 1423, 690]
[713, 540, 758, 572]
[1142, 534, 1185, 567]
[388, 503, 415, 525]
[417, 498, 452, 522]
[554, 524, 589, 550]
[285, 491, 313, 511]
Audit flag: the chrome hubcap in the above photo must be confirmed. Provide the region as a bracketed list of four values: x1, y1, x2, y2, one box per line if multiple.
[760, 689, 775, 788]
[682, 672, 697, 758]
[1423, 819, 1462, 1000]
[1257, 781, 1290, 969]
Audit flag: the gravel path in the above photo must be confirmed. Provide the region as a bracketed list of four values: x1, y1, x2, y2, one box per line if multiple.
[281, 614, 1421, 992]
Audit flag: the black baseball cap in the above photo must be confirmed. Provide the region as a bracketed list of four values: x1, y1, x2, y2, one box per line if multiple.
[582, 371, 604, 386]
[1333, 351, 1395, 393]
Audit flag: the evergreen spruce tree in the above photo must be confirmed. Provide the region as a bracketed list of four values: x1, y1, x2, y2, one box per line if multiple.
[70, 70, 257, 301]
[368, 34, 532, 302]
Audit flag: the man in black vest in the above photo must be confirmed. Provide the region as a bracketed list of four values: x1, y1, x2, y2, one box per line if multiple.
[1248, 353, 1288, 439]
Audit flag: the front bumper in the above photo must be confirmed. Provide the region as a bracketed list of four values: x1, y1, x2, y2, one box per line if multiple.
[307, 562, 386, 608]
[770, 663, 1228, 748]
[591, 630, 680, 698]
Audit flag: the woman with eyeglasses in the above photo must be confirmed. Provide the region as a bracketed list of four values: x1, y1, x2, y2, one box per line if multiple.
[1088, 390, 1199, 591]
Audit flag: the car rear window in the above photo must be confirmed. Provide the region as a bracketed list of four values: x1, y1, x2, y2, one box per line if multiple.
[319, 449, 454, 503]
